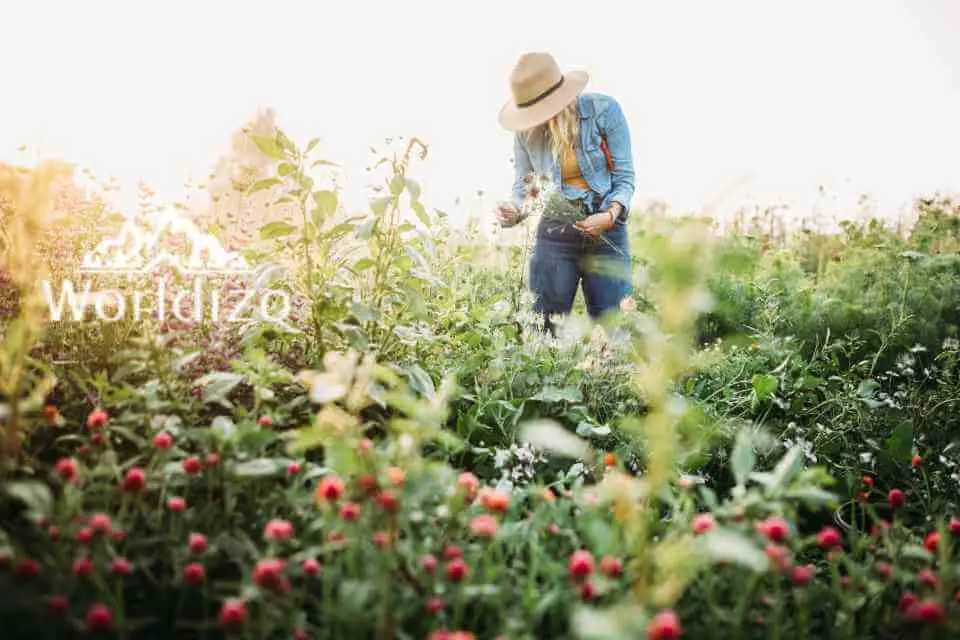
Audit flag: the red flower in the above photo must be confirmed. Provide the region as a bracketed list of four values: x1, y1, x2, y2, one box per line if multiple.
[917, 569, 939, 589]
[923, 531, 940, 553]
[764, 544, 791, 572]
[580, 581, 596, 601]
[888, 489, 905, 509]
[86, 409, 109, 430]
[182, 457, 202, 475]
[479, 488, 510, 513]
[54, 457, 78, 483]
[302, 558, 321, 577]
[48, 595, 69, 616]
[426, 596, 445, 614]
[905, 599, 945, 624]
[317, 475, 345, 502]
[76, 527, 94, 544]
[153, 432, 173, 450]
[372, 531, 391, 548]
[442, 545, 463, 560]
[112, 529, 126, 543]
[339, 501, 361, 521]
[89, 513, 113, 536]
[47, 525, 60, 540]
[646, 609, 683, 640]
[445, 557, 469, 582]
[600, 555, 623, 578]
[74, 556, 94, 578]
[292, 628, 308, 640]
[755, 516, 790, 543]
[790, 564, 815, 585]
[90, 433, 104, 446]
[168, 496, 187, 512]
[692, 513, 716, 535]
[183, 563, 205, 586]
[949, 518, 960, 536]
[85, 602, 113, 632]
[263, 519, 294, 543]
[188, 533, 208, 554]
[911, 454, 922, 469]
[356, 474, 378, 493]
[252, 557, 288, 591]
[374, 489, 400, 512]
[816, 526, 843, 550]
[420, 554, 438, 573]
[109, 556, 132, 576]
[257, 415, 273, 427]
[121, 467, 146, 493]
[386, 466, 406, 486]
[899, 592, 918, 612]
[470, 514, 498, 539]
[603, 452, 617, 467]
[861, 474, 874, 488]
[219, 599, 247, 630]
[875, 561, 893, 579]
[287, 461, 302, 476]
[457, 472, 479, 501]
[13, 558, 39, 581]
[568, 550, 595, 581]
[547, 523, 561, 536]
[327, 531, 345, 543]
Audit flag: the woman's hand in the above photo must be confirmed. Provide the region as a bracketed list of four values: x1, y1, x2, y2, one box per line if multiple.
[495, 201, 522, 228]
[575, 210, 617, 237]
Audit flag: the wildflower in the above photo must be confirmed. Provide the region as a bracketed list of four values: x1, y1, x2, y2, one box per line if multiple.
[372, 531, 391, 548]
[949, 518, 960, 535]
[861, 474, 874, 487]
[426, 596, 445, 614]
[646, 609, 683, 640]
[457, 472, 479, 501]
[76, 527, 94, 544]
[48, 595, 69, 616]
[764, 544, 791, 572]
[317, 475, 345, 502]
[756, 516, 790, 543]
[188, 533, 208, 554]
[153, 432, 173, 450]
[121, 467, 146, 493]
[600, 555, 622, 578]
[421, 554, 438, 573]
[89, 513, 112, 536]
[13, 558, 39, 581]
[263, 519, 294, 543]
[790, 564, 815, 585]
[580, 581, 596, 601]
[74, 556, 94, 578]
[218, 599, 247, 630]
[568, 550, 594, 581]
[905, 599, 946, 624]
[857, 491, 870, 502]
[692, 513, 716, 535]
[917, 569, 939, 589]
[182, 457, 202, 475]
[619, 296, 637, 313]
[547, 523, 561, 536]
[442, 545, 463, 560]
[875, 561, 893, 579]
[54, 457, 78, 483]
[899, 592, 918, 612]
[923, 531, 939, 553]
[85, 603, 113, 632]
[86, 409, 108, 430]
[168, 496, 187, 512]
[257, 415, 273, 427]
[479, 488, 510, 513]
[287, 461, 302, 476]
[541, 487, 556, 502]
[356, 474, 378, 492]
[603, 452, 617, 467]
[90, 433, 105, 446]
[888, 489, 905, 509]
[204, 453, 220, 468]
[183, 562, 205, 586]
[42, 404, 59, 424]
[339, 501, 361, 521]
[470, 514, 498, 539]
[252, 557, 288, 591]
[445, 557, 469, 582]
[911, 454, 922, 469]
[359, 438, 374, 453]
[302, 558, 321, 577]
[817, 526, 843, 550]
[327, 531, 345, 543]
[374, 490, 399, 512]
[109, 557, 132, 576]
[47, 525, 60, 540]
[292, 628, 308, 640]
[386, 466, 405, 486]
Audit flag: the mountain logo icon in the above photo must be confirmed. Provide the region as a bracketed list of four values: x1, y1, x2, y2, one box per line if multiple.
[80, 207, 251, 275]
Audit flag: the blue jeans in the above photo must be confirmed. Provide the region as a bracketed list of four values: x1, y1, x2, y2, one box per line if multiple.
[529, 218, 632, 331]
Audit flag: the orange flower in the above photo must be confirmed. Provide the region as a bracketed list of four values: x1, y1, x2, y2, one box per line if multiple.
[479, 488, 510, 513]
[386, 466, 406, 487]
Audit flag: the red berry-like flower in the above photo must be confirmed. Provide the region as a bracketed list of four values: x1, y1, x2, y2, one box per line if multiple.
[905, 599, 946, 624]
[86, 602, 113, 632]
[109, 556, 132, 576]
[183, 562, 205, 586]
[204, 452, 220, 468]
[911, 454, 922, 469]
[917, 569, 939, 589]
[445, 557, 469, 582]
[317, 475, 345, 502]
[112, 529, 126, 543]
[764, 544, 791, 572]
[153, 432, 173, 450]
[470, 514, 498, 539]
[339, 501, 361, 521]
[646, 609, 683, 640]
[47, 525, 60, 540]
[168, 496, 187, 512]
[790, 564, 815, 585]
[252, 557, 288, 591]
[54, 457, 78, 483]
[899, 592, 918, 612]
[372, 531, 391, 548]
[89, 513, 112, 536]
[218, 599, 247, 630]
[421, 554, 438, 573]
[86, 409, 108, 430]
[600, 555, 622, 578]
[13, 558, 39, 581]
[48, 595, 69, 616]
[257, 415, 273, 427]
[756, 517, 790, 543]
[426, 596, 445, 614]
[76, 527, 94, 544]
[263, 519, 294, 543]
[121, 467, 146, 493]
[580, 581, 596, 601]
[923, 531, 940, 553]
[182, 457, 202, 475]
[442, 545, 463, 560]
[888, 489, 905, 509]
[188, 533, 208, 554]
[73, 556, 94, 578]
[292, 628, 308, 640]
[692, 513, 715, 535]
[287, 461, 302, 476]
[547, 523, 560, 536]
[817, 526, 843, 550]
[386, 466, 406, 486]
[479, 488, 510, 513]
[302, 558, 321, 577]
[861, 474, 874, 488]
[875, 561, 893, 579]
[457, 472, 479, 501]
[90, 432, 105, 446]
[374, 489, 399, 512]
[568, 550, 595, 581]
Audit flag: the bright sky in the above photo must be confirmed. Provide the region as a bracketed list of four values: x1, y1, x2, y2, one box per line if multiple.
[2, 0, 959, 226]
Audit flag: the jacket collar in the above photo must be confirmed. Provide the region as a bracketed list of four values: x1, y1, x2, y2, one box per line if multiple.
[576, 94, 594, 120]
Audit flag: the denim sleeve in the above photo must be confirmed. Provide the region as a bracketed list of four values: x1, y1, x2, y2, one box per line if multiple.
[602, 98, 636, 214]
[511, 134, 532, 209]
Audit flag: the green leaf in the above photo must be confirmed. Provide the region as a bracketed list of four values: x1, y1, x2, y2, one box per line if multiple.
[311, 159, 339, 169]
[247, 177, 282, 194]
[353, 258, 375, 272]
[752, 373, 778, 400]
[349, 302, 377, 323]
[532, 385, 583, 403]
[195, 372, 244, 405]
[305, 138, 321, 154]
[312, 190, 338, 217]
[259, 221, 297, 240]
[250, 135, 284, 160]
[6, 481, 53, 522]
[405, 364, 435, 400]
[370, 196, 391, 216]
[405, 178, 421, 201]
[231, 458, 284, 478]
[277, 162, 296, 177]
[518, 419, 590, 460]
[389, 175, 405, 195]
[784, 487, 837, 506]
[575, 422, 611, 438]
[412, 201, 430, 226]
[699, 529, 769, 572]
[731, 428, 756, 486]
[882, 422, 914, 465]
[901, 544, 935, 562]
[769, 446, 804, 492]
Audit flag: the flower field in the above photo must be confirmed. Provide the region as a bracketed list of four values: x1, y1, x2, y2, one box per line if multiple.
[1, 131, 960, 639]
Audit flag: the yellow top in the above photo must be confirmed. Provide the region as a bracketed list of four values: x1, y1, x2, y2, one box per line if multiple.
[561, 146, 590, 191]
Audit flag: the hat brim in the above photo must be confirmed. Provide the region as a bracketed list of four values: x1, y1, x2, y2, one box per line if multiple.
[498, 70, 589, 132]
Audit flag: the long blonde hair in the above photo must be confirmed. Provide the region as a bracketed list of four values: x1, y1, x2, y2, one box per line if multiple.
[522, 100, 579, 161]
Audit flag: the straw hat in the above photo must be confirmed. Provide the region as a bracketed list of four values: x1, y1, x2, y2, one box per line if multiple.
[498, 52, 589, 132]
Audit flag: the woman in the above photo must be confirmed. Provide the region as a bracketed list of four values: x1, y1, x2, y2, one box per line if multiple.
[496, 52, 635, 333]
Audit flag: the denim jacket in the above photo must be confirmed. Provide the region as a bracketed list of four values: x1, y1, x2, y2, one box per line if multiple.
[511, 93, 635, 218]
